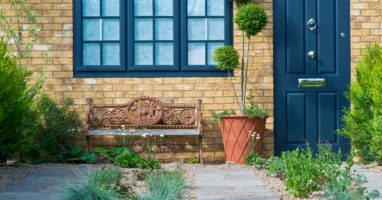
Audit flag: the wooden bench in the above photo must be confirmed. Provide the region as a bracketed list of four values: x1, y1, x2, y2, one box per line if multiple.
[85, 96, 204, 164]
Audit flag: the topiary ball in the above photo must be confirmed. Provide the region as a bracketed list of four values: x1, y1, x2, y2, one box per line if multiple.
[231, 0, 251, 6]
[234, 4, 267, 38]
[213, 46, 240, 71]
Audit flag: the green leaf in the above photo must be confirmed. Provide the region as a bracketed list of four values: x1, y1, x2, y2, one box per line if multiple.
[42, 137, 56, 154]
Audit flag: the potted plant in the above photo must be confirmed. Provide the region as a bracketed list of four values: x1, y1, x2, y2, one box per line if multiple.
[213, 3, 268, 164]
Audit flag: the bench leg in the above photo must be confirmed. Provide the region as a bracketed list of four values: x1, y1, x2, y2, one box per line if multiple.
[86, 135, 90, 152]
[199, 135, 204, 165]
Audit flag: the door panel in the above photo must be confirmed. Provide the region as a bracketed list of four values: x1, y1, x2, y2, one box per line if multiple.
[274, 0, 350, 155]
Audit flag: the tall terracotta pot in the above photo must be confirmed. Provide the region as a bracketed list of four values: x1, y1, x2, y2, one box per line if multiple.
[220, 115, 268, 164]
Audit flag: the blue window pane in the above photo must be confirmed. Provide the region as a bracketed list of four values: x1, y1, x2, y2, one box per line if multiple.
[188, 18, 206, 40]
[207, 0, 224, 16]
[208, 18, 224, 40]
[155, 18, 173, 40]
[102, 43, 120, 65]
[83, 43, 100, 65]
[102, 0, 119, 16]
[83, 0, 100, 16]
[207, 42, 224, 65]
[188, 0, 205, 16]
[188, 42, 205, 65]
[103, 19, 120, 40]
[83, 19, 100, 41]
[135, 43, 153, 65]
[155, 0, 173, 16]
[134, 0, 153, 16]
[135, 18, 153, 41]
[155, 42, 173, 65]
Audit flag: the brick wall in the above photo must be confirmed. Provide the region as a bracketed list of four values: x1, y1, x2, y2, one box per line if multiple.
[0, 0, 379, 162]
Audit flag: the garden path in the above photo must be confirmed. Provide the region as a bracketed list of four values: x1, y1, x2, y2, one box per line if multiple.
[354, 165, 382, 200]
[194, 167, 279, 200]
[0, 165, 99, 200]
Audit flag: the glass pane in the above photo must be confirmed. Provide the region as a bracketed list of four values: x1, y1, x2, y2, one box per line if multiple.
[155, 0, 173, 16]
[155, 42, 173, 65]
[134, 0, 153, 16]
[135, 18, 153, 41]
[187, 0, 205, 16]
[208, 18, 224, 40]
[83, 43, 100, 65]
[188, 18, 206, 40]
[207, 42, 224, 65]
[83, 19, 101, 41]
[207, 0, 224, 16]
[102, 43, 120, 65]
[102, 0, 119, 16]
[103, 19, 120, 40]
[83, 0, 100, 16]
[188, 42, 205, 65]
[155, 18, 173, 40]
[135, 43, 153, 65]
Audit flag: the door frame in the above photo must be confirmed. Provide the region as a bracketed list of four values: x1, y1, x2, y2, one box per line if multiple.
[273, 0, 351, 156]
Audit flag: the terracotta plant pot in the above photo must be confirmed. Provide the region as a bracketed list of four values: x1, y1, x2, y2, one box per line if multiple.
[220, 115, 268, 164]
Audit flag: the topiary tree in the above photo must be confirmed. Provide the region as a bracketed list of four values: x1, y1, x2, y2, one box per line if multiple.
[216, 4, 266, 113]
[213, 46, 241, 110]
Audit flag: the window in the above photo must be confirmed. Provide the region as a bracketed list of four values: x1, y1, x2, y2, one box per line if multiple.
[74, 0, 233, 77]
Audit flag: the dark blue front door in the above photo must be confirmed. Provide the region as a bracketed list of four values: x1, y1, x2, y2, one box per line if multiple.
[274, 0, 350, 155]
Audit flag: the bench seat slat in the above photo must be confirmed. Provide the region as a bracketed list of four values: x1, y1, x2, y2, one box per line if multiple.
[88, 129, 200, 136]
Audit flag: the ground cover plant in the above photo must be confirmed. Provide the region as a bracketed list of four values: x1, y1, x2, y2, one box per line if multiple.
[245, 144, 380, 199]
[137, 170, 187, 200]
[61, 168, 131, 200]
[340, 45, 382, 164]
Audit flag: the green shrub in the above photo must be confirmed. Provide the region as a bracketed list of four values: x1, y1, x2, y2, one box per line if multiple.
[0, 40, 42, 163]
[61, 168, 124, 200]
[230, 0, 251, 6]
[234, 4, 267, 38]
[138, 170, 187, 200]
[188, 157, 198, 164]
[280, 145, 343, 197]
[340, 45, 382, 163]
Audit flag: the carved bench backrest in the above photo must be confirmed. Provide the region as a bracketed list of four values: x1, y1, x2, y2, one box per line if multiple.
[86, 97, 202, 129]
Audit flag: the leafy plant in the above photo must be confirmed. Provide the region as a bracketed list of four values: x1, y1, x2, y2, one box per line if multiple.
[280, 145, 344, 197]
[243, 90, 269, 119]
[139, 157, 161, 170]
[212, 109, 236, 122]
[244, 153, 267, 169]
[138, 170, 187, 200]
[60, 147, 97, 164]
[0, 40, 42, 163]
[113, 148, 141, 168]
[340, 45, 382, 164]
[311, 173, 379, 200]
[95, 147, 125, 162]
[230, 0, 251, 6]
[61, 168, 124, 200]
[188, 157, 199, 164]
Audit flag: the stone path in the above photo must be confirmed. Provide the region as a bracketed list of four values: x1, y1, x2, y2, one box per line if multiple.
[353, 165, 382, 200]
[0, 165, 97, 200]
[194, 168, 278, 200]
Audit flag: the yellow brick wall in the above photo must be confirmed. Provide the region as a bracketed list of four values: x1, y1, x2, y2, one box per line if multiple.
[0, 0, 379, 162]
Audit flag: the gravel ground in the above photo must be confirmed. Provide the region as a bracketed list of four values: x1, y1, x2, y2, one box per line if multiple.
[0, 164, 42, 191]
[358, 163, 382, 175]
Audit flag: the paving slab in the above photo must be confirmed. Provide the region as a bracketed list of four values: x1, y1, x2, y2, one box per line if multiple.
[0, 165, 100, 200]
[194, 168, 279, 200]
[353, 165, 382, 200]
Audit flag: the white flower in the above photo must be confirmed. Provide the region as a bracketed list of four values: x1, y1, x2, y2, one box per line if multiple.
[129, 130, 135, 133]
[160, 134, 164, 138]
[142, 134, 147, 138]
[121, 125, 126, 129]
[150, 134, 153, 137]
[256, 134, 261, 140]
[251, 133, 255, 137]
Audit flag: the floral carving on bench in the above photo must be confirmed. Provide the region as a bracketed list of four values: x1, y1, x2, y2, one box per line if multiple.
[87, 97, 201, 129]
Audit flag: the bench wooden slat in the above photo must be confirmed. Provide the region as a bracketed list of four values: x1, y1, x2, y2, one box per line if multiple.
[88, 129, 200, 136]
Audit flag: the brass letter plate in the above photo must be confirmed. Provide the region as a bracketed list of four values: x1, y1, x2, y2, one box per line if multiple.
[298, 78, 326, 88]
